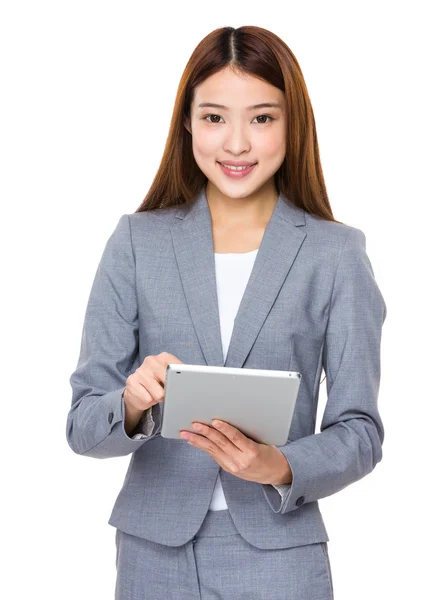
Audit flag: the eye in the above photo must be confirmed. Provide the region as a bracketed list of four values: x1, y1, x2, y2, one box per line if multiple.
[203, 114, 274, 124]
[253, 115, 274, 124]
[204, 114, 224, 124]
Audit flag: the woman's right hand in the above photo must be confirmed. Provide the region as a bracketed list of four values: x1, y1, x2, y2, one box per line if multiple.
[123, 352, 184, 413]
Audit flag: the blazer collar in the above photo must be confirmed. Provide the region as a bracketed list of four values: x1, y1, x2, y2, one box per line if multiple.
[170, 186, 307, 368]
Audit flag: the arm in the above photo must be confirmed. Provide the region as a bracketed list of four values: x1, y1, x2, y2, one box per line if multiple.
[130, 404, 156, 440]
[66, 214, 161, 458]
[262, 227, 387, 513]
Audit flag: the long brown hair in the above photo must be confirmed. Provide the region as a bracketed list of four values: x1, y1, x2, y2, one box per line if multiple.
[135, 25, 341, 224]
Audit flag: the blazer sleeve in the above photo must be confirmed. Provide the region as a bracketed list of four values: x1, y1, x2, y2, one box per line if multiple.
[262, 227, 387, 513]
[131, 405, 156, 439]
[66, 214, 161, 458]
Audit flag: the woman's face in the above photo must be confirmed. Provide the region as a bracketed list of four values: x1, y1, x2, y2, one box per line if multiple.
[185, 67, 287, 200]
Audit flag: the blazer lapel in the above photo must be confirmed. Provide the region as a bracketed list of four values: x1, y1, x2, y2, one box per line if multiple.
[170, 186, 307, 369]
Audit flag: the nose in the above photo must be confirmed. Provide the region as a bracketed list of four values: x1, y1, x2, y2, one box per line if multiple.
[222, 123, 251, 156]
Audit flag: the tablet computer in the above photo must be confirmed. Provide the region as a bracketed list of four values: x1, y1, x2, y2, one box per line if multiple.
[160, 363, 302, 446]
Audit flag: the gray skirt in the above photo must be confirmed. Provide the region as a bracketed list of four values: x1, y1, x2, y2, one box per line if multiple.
[115, 509, 334, 600]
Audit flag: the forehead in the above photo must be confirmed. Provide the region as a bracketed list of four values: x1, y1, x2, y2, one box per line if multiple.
[193, 68, 284, 109]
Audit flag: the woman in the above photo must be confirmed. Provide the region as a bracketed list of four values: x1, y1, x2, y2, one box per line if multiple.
[67, 25, 387, 599]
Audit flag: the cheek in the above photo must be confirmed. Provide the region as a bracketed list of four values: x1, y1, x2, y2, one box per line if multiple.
[258, 130, 286, 160]
[192, 128, 219, 159]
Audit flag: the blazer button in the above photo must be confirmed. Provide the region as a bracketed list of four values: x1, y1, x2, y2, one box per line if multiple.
[295, 496, 305, 507]
[108, 412, 114, 424]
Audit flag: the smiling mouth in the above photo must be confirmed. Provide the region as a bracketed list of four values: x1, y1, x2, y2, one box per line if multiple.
[217, 162, 257, 171]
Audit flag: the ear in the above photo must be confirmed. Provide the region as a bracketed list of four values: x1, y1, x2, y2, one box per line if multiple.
[184, 116, 192, 135]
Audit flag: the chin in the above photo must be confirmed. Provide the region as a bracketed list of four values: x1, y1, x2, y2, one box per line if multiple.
[209, 180, 260, 199]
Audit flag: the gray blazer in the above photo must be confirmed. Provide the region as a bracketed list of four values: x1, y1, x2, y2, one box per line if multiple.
[67, 186, 387, 549]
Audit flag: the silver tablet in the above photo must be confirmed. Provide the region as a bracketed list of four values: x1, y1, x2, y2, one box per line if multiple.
[160, 363, 302, 446]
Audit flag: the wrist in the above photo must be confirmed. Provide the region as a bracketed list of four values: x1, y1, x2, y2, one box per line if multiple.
[123, 389, 145, 435]
[269, 447, 292, 485]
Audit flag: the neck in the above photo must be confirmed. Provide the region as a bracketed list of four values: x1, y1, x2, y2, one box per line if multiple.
[205, 181, 278, 228]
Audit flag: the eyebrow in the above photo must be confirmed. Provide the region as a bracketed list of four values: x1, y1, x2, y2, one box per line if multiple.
[197, 102, 283, 112]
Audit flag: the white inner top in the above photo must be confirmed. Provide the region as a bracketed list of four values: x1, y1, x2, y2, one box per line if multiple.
[209, 248, 259, 510]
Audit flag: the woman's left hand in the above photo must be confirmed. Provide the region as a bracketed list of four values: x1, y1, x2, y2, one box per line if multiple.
[179, 420, 292, 485]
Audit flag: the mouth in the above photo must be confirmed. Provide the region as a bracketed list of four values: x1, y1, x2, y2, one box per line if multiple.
[217, 161, 257, 169]
[217, 161, 258, 178]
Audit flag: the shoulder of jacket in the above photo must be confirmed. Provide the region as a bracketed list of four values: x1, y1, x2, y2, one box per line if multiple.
[125, 208, 176, 230]
[305, 212, 365, 247]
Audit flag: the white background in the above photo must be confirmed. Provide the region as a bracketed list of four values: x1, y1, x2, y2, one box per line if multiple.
[1, 1, 447, 598]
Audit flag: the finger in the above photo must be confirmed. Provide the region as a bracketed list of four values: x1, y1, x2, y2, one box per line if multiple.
[159, 351, 184, 366]
[181, 431, 238, 471]
[144, 356, 168, 387]
[158, 352, 184, 382]
[190, 422, 238, 455]
[136, 370, 165, 404]
[124, 377, 156, 410]
[208, 420, 258, 453]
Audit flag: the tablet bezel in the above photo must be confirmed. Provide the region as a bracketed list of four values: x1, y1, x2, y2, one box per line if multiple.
[160, 363, 302, 446]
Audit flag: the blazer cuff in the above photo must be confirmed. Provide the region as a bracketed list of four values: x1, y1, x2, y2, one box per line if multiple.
[270, 483, 293, 509]
[69, 387, 153, 458]
[272, 483, 292, 498]
[262, 451, 297, 513]
[131, 405, 156, 439]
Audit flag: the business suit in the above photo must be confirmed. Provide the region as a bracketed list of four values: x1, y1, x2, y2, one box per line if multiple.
[67, 185, 386, 559]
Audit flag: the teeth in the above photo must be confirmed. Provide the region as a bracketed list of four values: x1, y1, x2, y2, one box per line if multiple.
[221, 163, 254, 171]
